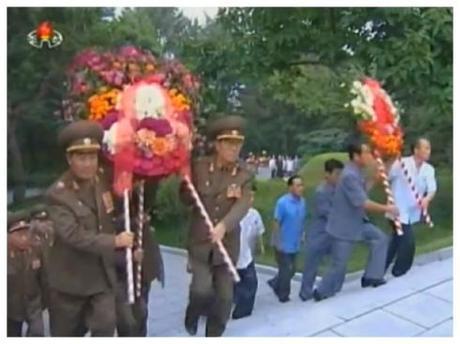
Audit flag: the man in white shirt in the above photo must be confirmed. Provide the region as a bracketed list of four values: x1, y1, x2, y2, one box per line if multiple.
[286, 157, 294, 177]
[232, 185, 265, 320]
[269, 156, 277, 179]
[385, 138, 437, 277]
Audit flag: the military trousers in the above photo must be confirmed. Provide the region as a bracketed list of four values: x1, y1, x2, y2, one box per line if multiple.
[385, 222, 415, 277]
[49, 288, 116, 336]
[7, 319, 23, 337]
[116, 279, 151, 337]
[317, 223, 388, 298]
[186, 245, 234, 337]
[7, 296, 45, 337]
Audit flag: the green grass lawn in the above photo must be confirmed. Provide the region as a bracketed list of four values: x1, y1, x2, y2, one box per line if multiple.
[153, 152, 453, 273]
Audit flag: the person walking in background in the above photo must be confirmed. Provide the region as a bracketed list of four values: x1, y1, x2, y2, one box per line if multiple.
[293, 155, 300, 172]
[268, 175, 307, 302]
[7, 211, 45, 337]
[232, 185, 265, 320]
[283, 156, 288, 177]
[269, 155, 277, 179]
[385, 137, 437, 277]
[299, 159, 344, 301]
[286, 156, 294, 177]
[276, 155, 284, 178]
[313, 138, 399, 302]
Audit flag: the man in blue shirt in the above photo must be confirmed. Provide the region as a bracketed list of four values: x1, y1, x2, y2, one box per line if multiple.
[268, 175, 307, 302]
[385, 138, 437, 277]
[299, 159, 344, 301]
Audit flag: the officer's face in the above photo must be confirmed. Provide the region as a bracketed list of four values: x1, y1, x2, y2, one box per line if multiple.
[215, 139, 243, 164]
[414, 139, 431, 161]
[67, 151, 99, 180]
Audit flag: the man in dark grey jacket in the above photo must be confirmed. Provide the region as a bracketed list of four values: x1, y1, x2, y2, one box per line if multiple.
[314, 138, 399, 301]
[299, 159, 343, 301]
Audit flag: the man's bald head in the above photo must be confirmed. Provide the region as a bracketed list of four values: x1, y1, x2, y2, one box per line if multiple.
[411, 137, 431, 161]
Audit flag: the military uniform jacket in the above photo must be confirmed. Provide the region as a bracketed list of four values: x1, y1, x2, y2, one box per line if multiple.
[181, 155, 254, 265]
[7, 242, 44, 322]
[45, 170, 117, 296]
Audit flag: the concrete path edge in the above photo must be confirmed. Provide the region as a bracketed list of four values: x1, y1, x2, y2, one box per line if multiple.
[159, 245, 453, 284]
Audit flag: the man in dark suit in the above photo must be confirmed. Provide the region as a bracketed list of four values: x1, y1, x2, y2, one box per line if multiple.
[299, 159, 344, 301]
[314, 138, 399, 301]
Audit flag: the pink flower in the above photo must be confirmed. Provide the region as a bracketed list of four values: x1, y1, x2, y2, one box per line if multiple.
[101, 111, 119, 129]
[145, 73, 166, 84]
[139, 118, 172, 136]
[118, 45, 142, 59]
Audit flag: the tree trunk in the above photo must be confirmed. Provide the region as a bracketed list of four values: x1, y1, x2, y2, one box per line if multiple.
[7, 117, 26, 204]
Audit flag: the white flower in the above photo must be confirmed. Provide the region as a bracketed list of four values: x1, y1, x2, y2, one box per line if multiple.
[134, 84, 167, 120]
[352, 80, 362, 90]
[103, 123, 118, 154]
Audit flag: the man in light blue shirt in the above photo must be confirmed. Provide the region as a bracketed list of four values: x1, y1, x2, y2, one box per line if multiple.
[385, 138, 437, 277]
[268, 175, 307, 302]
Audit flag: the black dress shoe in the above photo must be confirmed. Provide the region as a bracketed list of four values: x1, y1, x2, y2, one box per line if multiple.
[267, 278, 276, 290]
[232, 312, 251, 320]
[361, 277, 387, 288]
[299, 293, 312, 302]
[184, 314, 198, 336]
[313, 289, 327, 302]
[267, 279, 280, 298]
[278, 296, 290, 303]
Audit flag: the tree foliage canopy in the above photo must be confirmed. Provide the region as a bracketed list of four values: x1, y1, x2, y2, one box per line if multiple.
[7, 7, 452, 201]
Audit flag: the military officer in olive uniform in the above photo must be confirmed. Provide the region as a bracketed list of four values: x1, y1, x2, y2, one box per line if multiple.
[29, 204, 54, 312]
[7, 211, 45, 337]
[45, 120, 134, 336]
[180, 115, 254, 337]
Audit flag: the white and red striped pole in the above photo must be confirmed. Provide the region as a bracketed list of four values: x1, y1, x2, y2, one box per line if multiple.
[374, 150, 403, 236]
[182, 175, 240, 283]
[123, 189, 135, 304]
[397, 157, 434, 227]
[135, 180, 145, 299]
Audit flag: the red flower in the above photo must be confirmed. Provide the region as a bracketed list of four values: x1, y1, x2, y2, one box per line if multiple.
[139, 118, 172, 137]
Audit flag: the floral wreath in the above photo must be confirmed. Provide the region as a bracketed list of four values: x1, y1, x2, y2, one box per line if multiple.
[63, 45, 200, 189]
[348, 78, 404, 157]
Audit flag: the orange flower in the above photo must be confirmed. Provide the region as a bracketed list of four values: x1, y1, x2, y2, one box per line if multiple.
[145, 64, 155, 72]
[168, 89, 190, 112]
[152, 137, 170, 156]
[136, 129, 156, 148]
[87, 88, 120, 121]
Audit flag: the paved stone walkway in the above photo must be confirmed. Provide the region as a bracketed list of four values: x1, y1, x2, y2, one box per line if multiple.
[147, 250, 453, 337]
